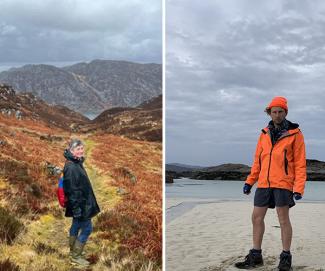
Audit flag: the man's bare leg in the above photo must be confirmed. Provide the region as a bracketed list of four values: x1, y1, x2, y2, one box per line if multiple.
[252, 206, 268, 249]
[276, 206, 292, 251]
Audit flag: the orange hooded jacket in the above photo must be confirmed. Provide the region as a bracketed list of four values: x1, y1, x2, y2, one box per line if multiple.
[246, 125, 306, 195]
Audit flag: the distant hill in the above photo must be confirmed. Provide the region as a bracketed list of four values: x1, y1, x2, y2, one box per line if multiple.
[203, 163, 251, 173]
[0, 84, 89, 131]
[80, 95, 162, 142]
[166, 163, 204, 172]
[0, 59, 162, 116]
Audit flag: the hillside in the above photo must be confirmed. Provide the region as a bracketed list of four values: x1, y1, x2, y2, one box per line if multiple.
[0, 60, 162, 116]
[0, 84, 89, 131]
[0, 95, 162, 270]
[81, 95, 162, 142]
[1, 84, 162, 142]
[166, 163, 204, 173]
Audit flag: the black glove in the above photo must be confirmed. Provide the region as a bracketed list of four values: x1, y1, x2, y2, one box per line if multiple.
[293, 192, 302, 200]
[72, 207, 82, 219]
[243, 183, 252, 195]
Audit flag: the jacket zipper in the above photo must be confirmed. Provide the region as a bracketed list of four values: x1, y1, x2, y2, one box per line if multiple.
[266, 132, 297, 188]
[284, 149, 288, 175]
[266, 146, 274, 188]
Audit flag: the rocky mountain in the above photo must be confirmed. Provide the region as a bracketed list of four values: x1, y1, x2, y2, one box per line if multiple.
[0, 84, 89, 130]
[80, 95, 162, 142]
[166, 160, 325, 182]
[0, 60, 162, 117]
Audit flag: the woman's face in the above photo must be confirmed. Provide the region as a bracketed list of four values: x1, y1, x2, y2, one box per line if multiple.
[71, 145, 84, 158]
[270, 106, 287, 125]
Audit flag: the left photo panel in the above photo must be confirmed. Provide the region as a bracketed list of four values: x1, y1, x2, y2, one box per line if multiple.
[0, 1, 162, 270]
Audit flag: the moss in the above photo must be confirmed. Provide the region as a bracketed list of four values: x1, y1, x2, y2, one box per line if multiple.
[39, 214, 55, 224]
[0, 177, 8, 190]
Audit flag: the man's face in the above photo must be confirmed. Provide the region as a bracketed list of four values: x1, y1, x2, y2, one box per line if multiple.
[71, 145, 84, 158]
[270, 107, 287, 125]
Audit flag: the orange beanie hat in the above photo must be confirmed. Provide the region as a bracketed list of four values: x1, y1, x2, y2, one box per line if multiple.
[266, 96, 288, 112]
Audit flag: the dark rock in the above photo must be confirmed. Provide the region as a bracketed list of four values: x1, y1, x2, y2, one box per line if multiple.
[40, 134, 63, 142]
[165, 175, 174, 183]
[15, 110, 22, 120]
[44, 162, 62, 176]
[165, 171, 184, 183]
[116, 187, 128, 195]
[0, 140, 6, 146]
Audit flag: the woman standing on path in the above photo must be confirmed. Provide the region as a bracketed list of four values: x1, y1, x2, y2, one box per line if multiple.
[235, 97, 306, 271]
[63, 139, 100, 267]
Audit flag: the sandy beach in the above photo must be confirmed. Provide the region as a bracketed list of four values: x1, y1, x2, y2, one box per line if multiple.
[166, 199, 325, 271]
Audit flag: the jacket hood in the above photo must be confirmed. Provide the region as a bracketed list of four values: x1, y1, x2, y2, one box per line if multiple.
[64, 149, 85, 163]
[262, 119, 299, 133]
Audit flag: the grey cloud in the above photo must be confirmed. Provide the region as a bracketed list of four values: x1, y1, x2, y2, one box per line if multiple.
[166, 0, 325, 165]
[0, 0, 161, 64]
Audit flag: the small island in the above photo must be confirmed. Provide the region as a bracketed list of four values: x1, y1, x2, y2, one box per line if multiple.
[166, 159, 325, 183]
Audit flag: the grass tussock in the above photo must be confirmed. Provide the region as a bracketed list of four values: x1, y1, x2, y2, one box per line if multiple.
[0, 258, 20, 271]
[33, 241, 58, 255]
[0, 206, 24, 245]
[86, 241, 160, 271]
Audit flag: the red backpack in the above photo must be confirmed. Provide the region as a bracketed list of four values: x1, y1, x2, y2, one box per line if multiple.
[57, 160, 73, 208]
[57, 173, 67, 207]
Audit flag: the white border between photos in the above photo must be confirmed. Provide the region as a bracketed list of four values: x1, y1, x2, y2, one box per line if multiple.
[162, 0, 166, 269]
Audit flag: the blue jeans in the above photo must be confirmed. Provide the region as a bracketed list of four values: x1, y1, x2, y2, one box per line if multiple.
[69, 218, 92, 243]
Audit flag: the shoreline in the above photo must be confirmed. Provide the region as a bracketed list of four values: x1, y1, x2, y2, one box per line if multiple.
[166, 200, 325, 271]
[166, 197, 325, 224]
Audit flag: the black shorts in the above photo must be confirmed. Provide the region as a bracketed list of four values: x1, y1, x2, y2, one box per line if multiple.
[254, 188, 295, 208]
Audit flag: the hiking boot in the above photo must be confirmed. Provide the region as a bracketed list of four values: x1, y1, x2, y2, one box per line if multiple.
[235, 249, 263, 269]
[69, 236, 85, 257]
[69, 236, 77, 257]
[71, 239, 90, 267]
[278, 252, 292, 271]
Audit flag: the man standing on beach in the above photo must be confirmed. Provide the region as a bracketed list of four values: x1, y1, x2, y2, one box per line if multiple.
[235, 97, 307, 271]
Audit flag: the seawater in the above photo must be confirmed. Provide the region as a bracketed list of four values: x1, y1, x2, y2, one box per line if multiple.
[166, 178, 325, 223]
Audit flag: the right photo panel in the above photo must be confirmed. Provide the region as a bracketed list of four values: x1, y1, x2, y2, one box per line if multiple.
[165, 1, 325, 270]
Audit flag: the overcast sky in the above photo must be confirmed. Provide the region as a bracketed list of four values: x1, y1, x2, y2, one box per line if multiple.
[0, 0, 161, 71]
[166, 0, 325, 166]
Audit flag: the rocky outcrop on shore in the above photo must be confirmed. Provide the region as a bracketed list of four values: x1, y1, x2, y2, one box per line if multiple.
[166, 160, 325, 183]
[306, 159, 325, 181]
